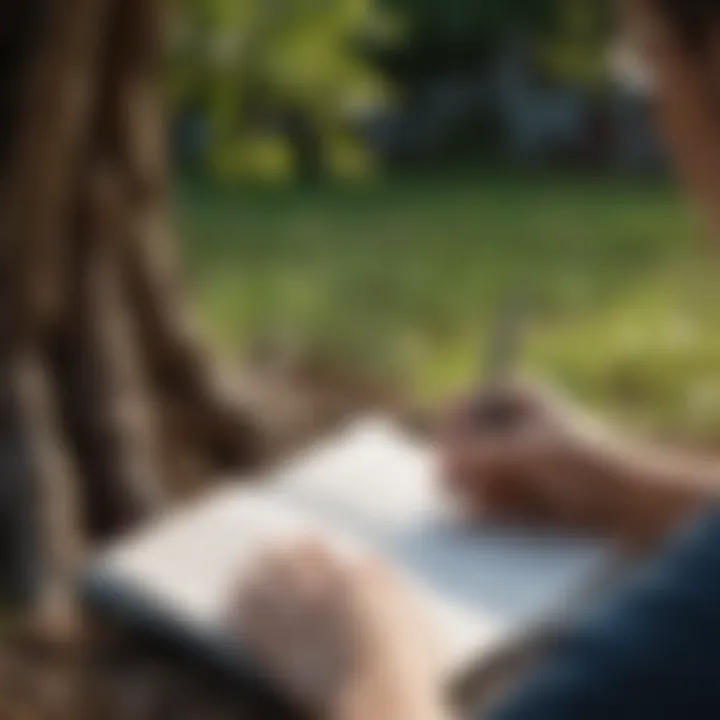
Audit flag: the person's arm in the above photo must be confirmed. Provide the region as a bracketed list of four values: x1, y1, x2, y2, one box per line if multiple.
[598, 438, 715, 545]
[440, 384, 716, 547]
[490, 508, 720, 720]
[335, 671, 450, 720]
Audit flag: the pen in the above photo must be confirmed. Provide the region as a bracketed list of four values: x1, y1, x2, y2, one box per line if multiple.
[485, 291, 525, 386]
[473, 292, 527, 431]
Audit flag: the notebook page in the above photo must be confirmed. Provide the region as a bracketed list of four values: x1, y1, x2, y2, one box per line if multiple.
[93, 418, 615, 676]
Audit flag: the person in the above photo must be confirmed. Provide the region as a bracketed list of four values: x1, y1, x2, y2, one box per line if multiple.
[235, 1, 720, 717]
[235, 384, 720, 719]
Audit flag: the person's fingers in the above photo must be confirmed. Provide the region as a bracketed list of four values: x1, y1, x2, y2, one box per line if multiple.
[440, 437, 519, 510]
[240, 541, 368, 707]
[442, 433, 582, 525]
[239, 539, 356, 654]
[287, 541, 354, 654]
[236, 545, 314, 651]
[441, 448, 492, 507]
[450, 458, 601, 530]
[238, 585, 288, 661]
[437, 395, 478, 451]
[281, 538, 337, 602]
[439, 384, 547, 455]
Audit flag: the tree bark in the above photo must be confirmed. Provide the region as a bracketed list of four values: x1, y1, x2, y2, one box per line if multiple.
[0, 0, 261, 627]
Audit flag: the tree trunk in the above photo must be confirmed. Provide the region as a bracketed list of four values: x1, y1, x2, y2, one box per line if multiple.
[0, 1, 413, 718]
[0, 0, 262, 630]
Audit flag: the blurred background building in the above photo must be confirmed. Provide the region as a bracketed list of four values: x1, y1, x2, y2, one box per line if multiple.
[168, 0, 664, 181]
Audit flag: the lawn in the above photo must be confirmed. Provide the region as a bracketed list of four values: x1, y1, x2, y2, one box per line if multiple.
[177, 173, 720, 442]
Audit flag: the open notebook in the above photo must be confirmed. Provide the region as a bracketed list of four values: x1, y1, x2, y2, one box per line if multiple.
[84, 417, 617, 697]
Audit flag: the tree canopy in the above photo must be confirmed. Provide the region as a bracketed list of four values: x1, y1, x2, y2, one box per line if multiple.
[170, 0, 391, 181]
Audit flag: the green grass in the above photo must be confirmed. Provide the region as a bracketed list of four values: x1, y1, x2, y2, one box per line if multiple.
[176, 173, 720, 442]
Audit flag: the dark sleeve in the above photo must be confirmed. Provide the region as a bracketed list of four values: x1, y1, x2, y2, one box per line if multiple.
[489, 509, 720, 720]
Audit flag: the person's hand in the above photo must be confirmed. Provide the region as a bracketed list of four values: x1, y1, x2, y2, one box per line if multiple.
[231, 540, 446, 719]
[439, 383, 634, 535]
